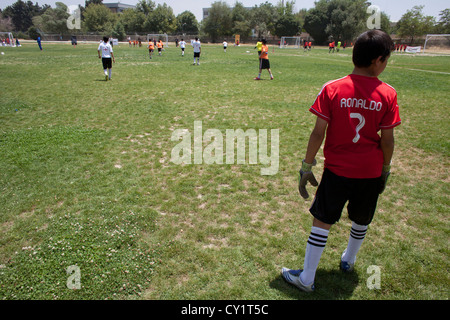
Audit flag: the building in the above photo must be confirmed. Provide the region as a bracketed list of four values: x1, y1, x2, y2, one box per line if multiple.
[104, 3, 135, 14]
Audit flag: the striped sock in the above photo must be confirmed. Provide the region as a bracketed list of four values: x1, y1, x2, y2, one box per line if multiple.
[342, 222, 368, 264]
[300, 226, 329, 285]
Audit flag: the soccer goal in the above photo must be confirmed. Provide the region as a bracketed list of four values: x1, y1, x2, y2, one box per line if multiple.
[279, 36, 301, 49]
[147, 34, 169, 47]
[0, 32, 15, 47]
[423, 34, 450, 53]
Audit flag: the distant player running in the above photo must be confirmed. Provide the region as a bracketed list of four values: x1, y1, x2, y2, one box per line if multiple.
[98, 36, 115, 81]
[147, 40, 154, 59]
[179, 38, 186, 56]
[282, 30, 401, 292]
[157, 40, 163, 56]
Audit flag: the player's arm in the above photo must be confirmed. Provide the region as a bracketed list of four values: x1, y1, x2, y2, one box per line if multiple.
[111, 50, 115, 63]
[305, 116, 327, 164]
[299, 117, 327, 199]
[379, 128, 395, 193]
[98, 49, 101, 59]
[380, 128, 394, 166]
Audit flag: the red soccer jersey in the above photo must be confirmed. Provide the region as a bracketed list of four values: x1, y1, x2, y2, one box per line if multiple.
[310, 74, 401, 178]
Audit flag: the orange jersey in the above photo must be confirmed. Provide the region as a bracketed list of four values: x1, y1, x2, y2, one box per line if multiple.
[260, 45, 269, 59]
[157, 41, 163, 48]
[148, 42, 154, 49]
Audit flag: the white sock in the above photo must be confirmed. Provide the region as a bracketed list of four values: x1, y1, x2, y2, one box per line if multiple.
[104, 69, 107, 76]
[108, 69, 112, 79]
[300, 226, 329, 285]
[342, 222, 368, 264]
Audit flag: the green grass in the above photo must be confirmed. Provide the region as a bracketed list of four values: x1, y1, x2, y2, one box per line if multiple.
[0, 42, 449, 300]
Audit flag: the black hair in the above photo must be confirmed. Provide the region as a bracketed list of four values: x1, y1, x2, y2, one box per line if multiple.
[352, 30, 394, 68]
[103, 36, 109, 43]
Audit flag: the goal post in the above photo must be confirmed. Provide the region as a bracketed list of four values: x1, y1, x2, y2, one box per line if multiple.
[279, 36, 301, 49]
[423, 34, 450, 53]
[0, 32, 15, 47]
[147, 34, 169, 47]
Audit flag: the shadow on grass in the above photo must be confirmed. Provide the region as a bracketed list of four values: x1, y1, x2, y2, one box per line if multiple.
[270, 269, 359, 300]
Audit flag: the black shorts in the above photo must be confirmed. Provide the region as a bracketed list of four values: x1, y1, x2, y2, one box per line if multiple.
[102, 57, 112, 69]
[309, 168, 381, 226]
[260, 59, 270, 69]
[194, 52, 200, 58]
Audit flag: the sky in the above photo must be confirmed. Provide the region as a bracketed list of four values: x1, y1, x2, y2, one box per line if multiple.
[0, 0, 448, 22]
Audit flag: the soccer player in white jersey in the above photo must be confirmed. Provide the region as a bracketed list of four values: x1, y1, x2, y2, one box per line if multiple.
[179, 38, 186, 56]
[192, 37, 201, 65]
[98, 36, 115, 81]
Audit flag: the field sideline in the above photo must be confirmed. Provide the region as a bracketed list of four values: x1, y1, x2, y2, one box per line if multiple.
[0, 42, 448, 301]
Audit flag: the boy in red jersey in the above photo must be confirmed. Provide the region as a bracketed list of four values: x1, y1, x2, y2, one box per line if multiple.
[282, 30, 401, 292]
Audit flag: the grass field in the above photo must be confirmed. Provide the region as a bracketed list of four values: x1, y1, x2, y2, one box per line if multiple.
[0, 41, 448, 301]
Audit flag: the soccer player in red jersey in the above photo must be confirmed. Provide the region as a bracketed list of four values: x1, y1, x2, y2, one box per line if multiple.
[282, 30, 401, 292]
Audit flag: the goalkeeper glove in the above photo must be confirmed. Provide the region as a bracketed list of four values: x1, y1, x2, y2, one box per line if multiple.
[298, 159, 318, 199]
[379, 164, 391, 194]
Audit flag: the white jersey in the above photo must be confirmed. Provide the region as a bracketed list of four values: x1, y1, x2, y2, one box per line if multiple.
[180, 41, 186, 49]
[223, 41, 228, 47]
[98, 42, 113, 58]
[192, 40, 201, 53]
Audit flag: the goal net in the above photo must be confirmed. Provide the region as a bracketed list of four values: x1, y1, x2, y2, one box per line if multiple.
[0, 32, 15, 47]
[423, 34, 450, 53]
[147, 34, 169, 47]
[279, 36, 301, 49]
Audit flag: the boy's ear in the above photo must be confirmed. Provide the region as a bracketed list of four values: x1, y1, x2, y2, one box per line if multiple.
[372, 55, 384, 66]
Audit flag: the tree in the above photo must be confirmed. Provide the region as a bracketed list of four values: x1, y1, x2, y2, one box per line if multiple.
[136, 0, 155, 17]
[3, 0, 47, 31]
[112, 21, 126, 40]
[304, 0, 378, 44]
[176, 11, 199, 34]
[32, 2, 70, 34]
[274, 1, 301, 37]
[83, 3, 117, 33]
[397, 6, 436, 44]
[144, 3, 176, 34]
[85, 0, 103, 8]
[324, 0, 367, 41]
[249, 2, 278, 38]
[435, 8, 450, 34]
[0, 12, 14, 32]
[202, 1, 233, 42]
[379, 11, 392, 34]
[231, 2, 251, 39]
[274, 14, 301, 37]
[303, 3, 328, 44]
[119, 8, 145, 33]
